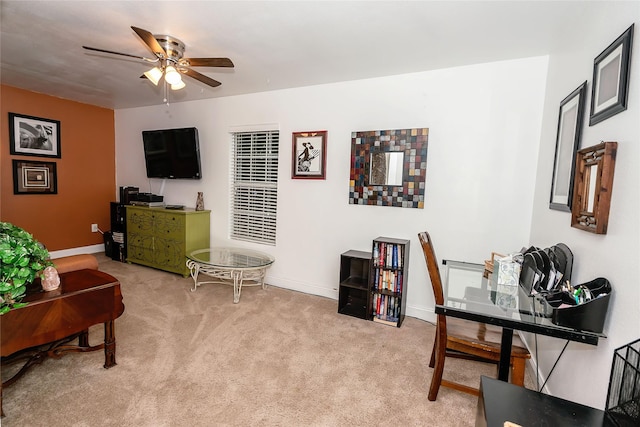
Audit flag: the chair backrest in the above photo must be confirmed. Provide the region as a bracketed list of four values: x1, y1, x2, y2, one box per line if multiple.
[418, 231, 445, 305]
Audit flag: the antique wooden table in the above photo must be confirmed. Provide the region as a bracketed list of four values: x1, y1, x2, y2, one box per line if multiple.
[0, 269, 125, 416]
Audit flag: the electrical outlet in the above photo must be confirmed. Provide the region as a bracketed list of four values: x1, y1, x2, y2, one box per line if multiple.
[91, 223, 99, 233]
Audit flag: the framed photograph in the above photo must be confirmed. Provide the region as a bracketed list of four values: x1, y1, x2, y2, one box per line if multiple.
[12, 159, 58, 195]
[292, 131, 327, 179]
[8, 112, 61, 158]
[589, 24, 634, 126]
[550, 82, 587, 211]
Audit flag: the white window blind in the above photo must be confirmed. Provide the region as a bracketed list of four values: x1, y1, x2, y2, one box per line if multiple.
[230, 130, 279, 245]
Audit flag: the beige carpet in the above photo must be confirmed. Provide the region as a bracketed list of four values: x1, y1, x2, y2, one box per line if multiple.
[2, 254, 523, 426]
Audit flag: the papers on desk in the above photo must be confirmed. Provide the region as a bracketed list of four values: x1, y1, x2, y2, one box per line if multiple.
[493, 254, 521, 310]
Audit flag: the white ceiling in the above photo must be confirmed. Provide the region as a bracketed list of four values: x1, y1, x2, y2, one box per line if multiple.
[1, 1, 594, 110]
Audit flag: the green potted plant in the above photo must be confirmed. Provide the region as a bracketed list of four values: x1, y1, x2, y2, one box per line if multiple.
[0, 222, 52, 314]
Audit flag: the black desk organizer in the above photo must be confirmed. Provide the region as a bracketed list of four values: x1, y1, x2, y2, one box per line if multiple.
[543, 278, 612, 334]
[517, 244, 612, 334]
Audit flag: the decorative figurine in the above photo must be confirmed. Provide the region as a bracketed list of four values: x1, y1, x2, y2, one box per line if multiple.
[41, 266, 61, 291]
[195, 192, 204, 211]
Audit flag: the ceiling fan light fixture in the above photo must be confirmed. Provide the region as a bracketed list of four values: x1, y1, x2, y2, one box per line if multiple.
[82, 26, 234, 103]
[171, 80, 186, 90]
[164, 66, 182, 85]
[143, 67, 163, 85]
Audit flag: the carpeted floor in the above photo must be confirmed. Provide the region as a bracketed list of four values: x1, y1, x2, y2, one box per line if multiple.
[1, 254, 525, 426]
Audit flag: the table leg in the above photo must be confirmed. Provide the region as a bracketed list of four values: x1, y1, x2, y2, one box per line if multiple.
[78, 329, 89, 347]
[498, 328, 513, 381]
[103, 321, 117, 369]
[233, 270, 241, 303]
[260, 268, 267, 290]
[187, 259, 200, 292]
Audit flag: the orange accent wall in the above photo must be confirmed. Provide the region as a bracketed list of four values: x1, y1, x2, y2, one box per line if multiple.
[1, 85, 115, 251]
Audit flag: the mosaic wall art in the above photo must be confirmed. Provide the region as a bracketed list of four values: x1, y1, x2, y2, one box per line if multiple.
[349, 128, 429, 208]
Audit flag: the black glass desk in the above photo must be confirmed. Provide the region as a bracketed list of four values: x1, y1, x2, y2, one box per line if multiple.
[435, 260, 605, 382]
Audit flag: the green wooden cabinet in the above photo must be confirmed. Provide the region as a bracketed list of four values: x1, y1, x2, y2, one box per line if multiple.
[125, 206, 210, 276]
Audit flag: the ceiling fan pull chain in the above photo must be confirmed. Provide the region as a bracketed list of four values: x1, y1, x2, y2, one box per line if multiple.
[163, 81, 169, 105]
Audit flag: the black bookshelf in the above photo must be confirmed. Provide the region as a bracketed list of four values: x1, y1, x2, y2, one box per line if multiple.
[106, 202, 127, 262]
[370, 237, 410, 327]
[338, 250, 372, 319]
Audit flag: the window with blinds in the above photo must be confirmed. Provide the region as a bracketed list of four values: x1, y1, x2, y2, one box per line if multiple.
[230, 130, 279, 245]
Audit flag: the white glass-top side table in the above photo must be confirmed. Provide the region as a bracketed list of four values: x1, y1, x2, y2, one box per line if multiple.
[186, 247, 275, 303]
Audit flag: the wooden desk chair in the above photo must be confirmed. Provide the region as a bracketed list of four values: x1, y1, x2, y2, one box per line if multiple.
[418, 231, 530, 401]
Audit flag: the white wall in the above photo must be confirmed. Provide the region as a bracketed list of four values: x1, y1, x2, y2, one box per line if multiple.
[115, 56, 547, 323]
[528, 5, 639, 409]
[112, 6, 640, 410]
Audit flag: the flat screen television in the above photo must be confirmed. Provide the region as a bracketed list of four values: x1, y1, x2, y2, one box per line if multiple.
[142, 127, 202, 179]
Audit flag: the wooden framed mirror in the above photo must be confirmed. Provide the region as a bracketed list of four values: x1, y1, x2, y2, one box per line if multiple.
[571, 141, 617, 234]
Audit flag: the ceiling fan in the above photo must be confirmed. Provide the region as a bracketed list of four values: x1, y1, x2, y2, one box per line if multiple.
[82, 26, 234, 91]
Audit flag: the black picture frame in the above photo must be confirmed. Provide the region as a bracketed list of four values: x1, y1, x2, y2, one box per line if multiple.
[589, 24, 634, 126]
[12, 159, 58, 195]
[549, 82, 587, 212]
[8, 112, 61, 158]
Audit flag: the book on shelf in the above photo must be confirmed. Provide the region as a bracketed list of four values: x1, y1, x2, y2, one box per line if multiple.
[392, 245, 398, 268]
[372, 269, 403, 294]
[371, 293, 377, 316]
[396, 270, 403, 293]
[373, 295, 399, 325]
[392, 296, 399, 318]
[373, 243, 379, 267]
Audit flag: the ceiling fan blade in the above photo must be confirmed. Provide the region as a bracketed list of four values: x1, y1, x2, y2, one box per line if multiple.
[182, 68, 222, 87]
[131, 26, 167, 58]
[180, 58, 234, 68]
[83, 45, 147, 60]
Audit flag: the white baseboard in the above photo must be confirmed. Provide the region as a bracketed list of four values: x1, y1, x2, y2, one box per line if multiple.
[405, 305, 436, 324]
[265, 273, 436, 324]
[265, 274, 339, 300]
[49, 244, 105, 259]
